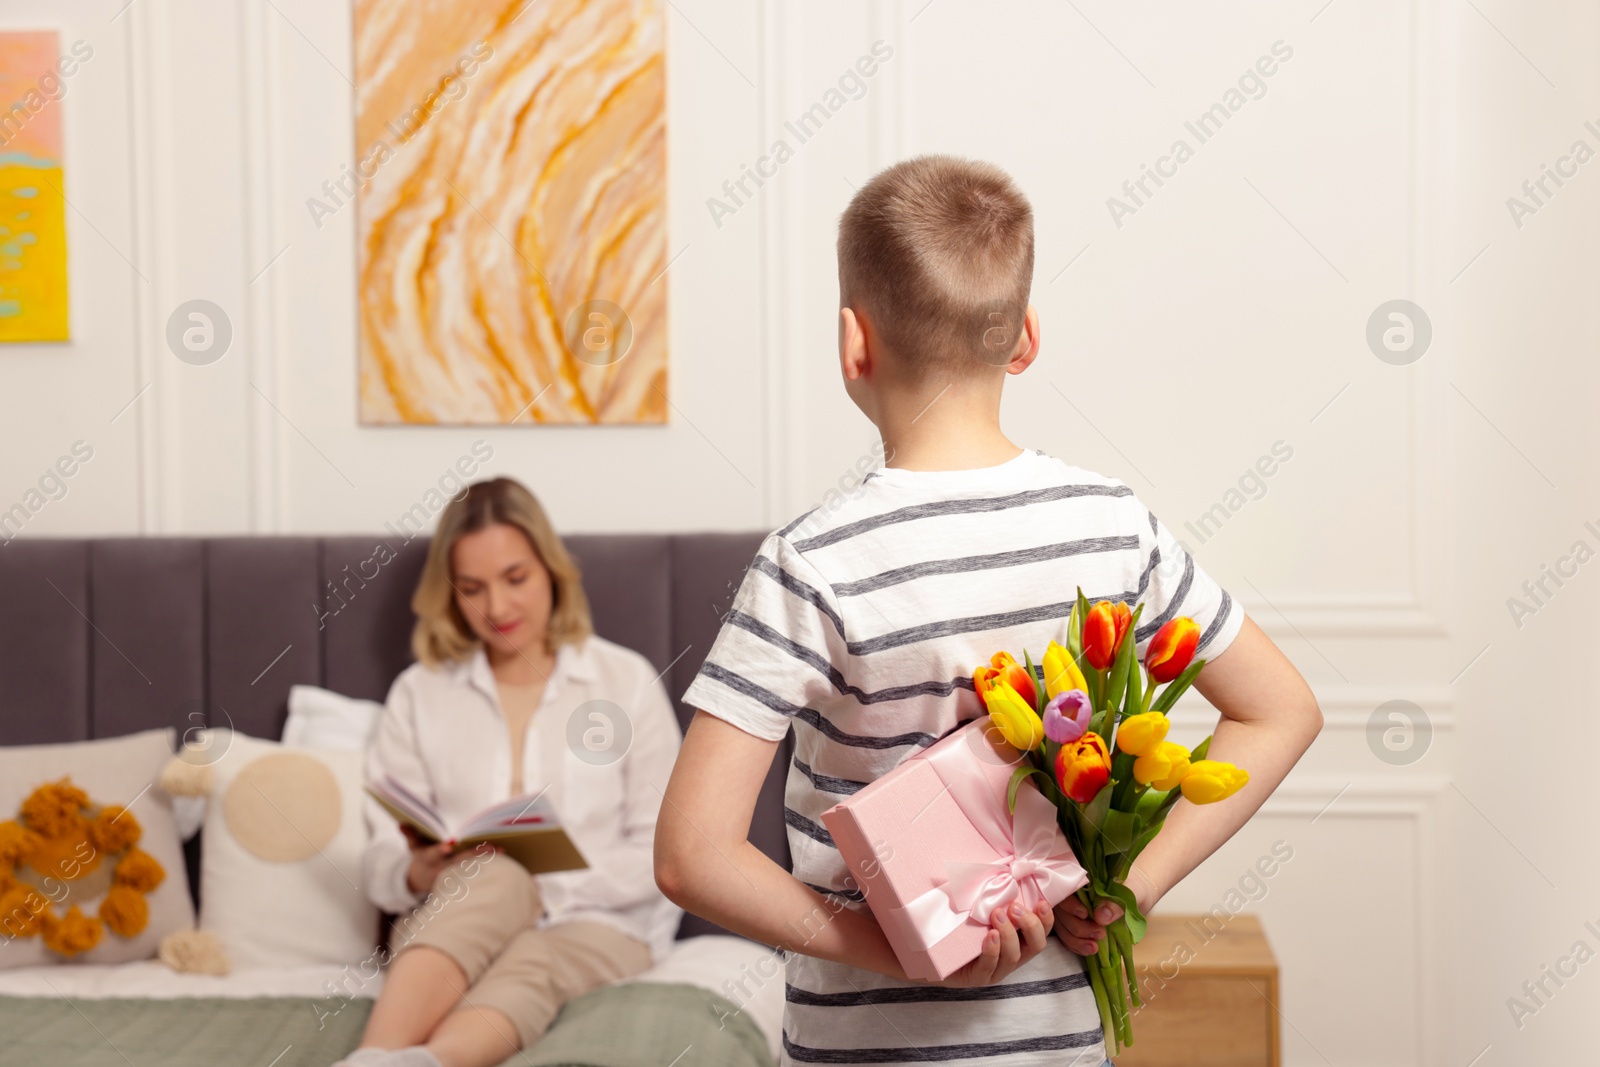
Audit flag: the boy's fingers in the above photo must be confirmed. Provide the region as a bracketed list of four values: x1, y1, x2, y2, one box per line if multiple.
[968, 929, 1000, 984]
[1094, 901, 1123, 925]
[1016, 905, 1048, 954]
[1061, 897, 1089, 920]
[994, 909, 1021, 969]
[1035, 899, 1055, 935]
[1060, 913, 1103, 941]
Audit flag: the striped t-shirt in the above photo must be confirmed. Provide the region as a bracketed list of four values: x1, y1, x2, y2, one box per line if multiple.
[682, 447, 1245, 1067]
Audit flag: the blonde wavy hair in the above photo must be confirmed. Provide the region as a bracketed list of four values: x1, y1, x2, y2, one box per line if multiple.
[410, 477, 593, 667]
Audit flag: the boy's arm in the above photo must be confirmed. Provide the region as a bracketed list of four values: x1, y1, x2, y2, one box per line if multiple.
[1133, 613, 1323, 904]
[1058, 615, 1322, 946]
[653, 710, 911, 979]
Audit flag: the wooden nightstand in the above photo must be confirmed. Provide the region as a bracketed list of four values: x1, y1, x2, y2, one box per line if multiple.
[1112, 914, 1280, 1067]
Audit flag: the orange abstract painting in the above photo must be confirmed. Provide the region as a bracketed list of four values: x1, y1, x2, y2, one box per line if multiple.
[0, 31, 71, 343]
[351, 0, 667, 424]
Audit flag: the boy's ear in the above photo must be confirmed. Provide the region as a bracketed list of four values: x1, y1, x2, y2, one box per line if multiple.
[840, 307, 870, 380]
[1004, 305, 1041, 375]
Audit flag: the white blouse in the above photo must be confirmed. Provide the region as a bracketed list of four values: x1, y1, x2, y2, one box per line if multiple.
[360, 633, 685, 964]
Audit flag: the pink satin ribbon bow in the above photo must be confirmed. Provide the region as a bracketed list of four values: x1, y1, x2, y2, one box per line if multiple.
[886, 733, 1087, 953]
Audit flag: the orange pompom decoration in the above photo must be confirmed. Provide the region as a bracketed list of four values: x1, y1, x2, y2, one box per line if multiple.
[0, 886, 51, 938]
[99, 885, 150, 938]
[0, 820, 42, 867]
[21, 781, 89, 838]
[113, 848, 165, 893]
[41, 904, 103, 957]
[88, 807, 141, 854]
[0, 866, 15, 897]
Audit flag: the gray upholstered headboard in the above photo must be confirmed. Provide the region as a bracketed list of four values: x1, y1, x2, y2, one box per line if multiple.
[0, 532, 785, 941]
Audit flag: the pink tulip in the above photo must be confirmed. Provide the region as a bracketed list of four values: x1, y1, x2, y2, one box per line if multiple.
[1043, 689, 1092, 744]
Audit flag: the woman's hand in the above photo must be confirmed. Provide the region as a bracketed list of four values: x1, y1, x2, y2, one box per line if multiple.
[1055, 866, 1160, 956]
[400, 824, 457, 896]
[933, 896, 1056, 987]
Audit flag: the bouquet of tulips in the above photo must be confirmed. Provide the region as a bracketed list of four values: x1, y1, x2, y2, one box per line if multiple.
[973, 590, 1249, 1055]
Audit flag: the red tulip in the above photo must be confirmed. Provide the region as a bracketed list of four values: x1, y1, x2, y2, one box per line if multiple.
[1083, 600, 1132, 670]
[1145, 617, 1200, 683]
[1054, 733, 1111, 804]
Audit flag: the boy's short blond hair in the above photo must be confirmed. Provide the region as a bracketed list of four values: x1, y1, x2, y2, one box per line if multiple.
[838, 155, 1034, 382]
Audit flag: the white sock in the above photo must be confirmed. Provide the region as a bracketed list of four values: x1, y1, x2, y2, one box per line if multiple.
[335, 1047, 442, 1067]
[333, 1050, 391, 1067]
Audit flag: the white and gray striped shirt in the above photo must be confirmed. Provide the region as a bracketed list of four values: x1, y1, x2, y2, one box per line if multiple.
[682, 447, 1244, 1066]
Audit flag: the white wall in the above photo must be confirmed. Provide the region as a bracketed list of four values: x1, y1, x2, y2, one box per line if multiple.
[4, 1, 1599, 1063]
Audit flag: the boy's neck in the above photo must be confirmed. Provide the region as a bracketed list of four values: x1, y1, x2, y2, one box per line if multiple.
[874, 383, 1025, 472]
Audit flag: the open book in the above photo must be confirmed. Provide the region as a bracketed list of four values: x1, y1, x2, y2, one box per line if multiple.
[365, 774, 588, 876]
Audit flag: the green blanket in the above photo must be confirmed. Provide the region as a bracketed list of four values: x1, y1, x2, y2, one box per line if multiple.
[0, 981, 772, 1067]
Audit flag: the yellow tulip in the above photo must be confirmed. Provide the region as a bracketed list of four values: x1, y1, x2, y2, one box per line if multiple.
[1180, 760, 1249, 804]
[1042, 640, 1088, 700]
[983, 679, 1045, 751]
[1132, 741, 1191, 790]
[1114, 712, 1170, 757]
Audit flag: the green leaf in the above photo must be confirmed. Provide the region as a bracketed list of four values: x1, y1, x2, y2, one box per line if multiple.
[1071, 587, 1090, 650]
[1022, 647, 1045, 713]
[1083, 778, 1113, 833]
[1104, 621, 1133, 711]
[1134, 787, 1168, 821]
[1126, 818, 1165, 866]
[1007, 763, 1051, 814]
[1150, 657, 1206, 713]
[1101, 809, 1137, 851]
[1125, 649, 1143, 717]
[1102, 881, 1147, 941]
[1189, 735, 1212, 763]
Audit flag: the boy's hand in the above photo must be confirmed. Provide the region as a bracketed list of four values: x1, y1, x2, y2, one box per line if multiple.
[934, 897, 1055, 987]
[1055, 868, 1159, 956]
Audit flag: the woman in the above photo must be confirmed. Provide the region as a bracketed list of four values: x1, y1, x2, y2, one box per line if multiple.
[341, 477, 683, 1067]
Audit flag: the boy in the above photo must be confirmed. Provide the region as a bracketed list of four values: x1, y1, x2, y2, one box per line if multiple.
[655, 156, 1322, 1066]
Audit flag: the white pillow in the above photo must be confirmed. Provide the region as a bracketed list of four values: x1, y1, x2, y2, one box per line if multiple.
[190, 729, 377, 969]
[283, 685, 384, 752]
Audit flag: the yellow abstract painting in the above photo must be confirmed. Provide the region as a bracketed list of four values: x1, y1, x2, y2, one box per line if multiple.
[351, 0, 667, 424]
[0, 31, 70, 343]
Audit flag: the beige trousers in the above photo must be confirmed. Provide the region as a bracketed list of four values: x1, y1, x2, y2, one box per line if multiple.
[390, 847, 652, 1047]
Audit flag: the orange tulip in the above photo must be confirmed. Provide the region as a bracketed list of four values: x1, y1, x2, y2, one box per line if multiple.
[973, 663, 1000, 700]
[989, 651, 1037, 709]
[1054, 733, 1111, 804]
[1145, 617, 1200, 683]
[1083, 601, 1132, 670]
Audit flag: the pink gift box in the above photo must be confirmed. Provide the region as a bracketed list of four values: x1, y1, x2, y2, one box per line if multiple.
[820, 718, 1087, 982]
